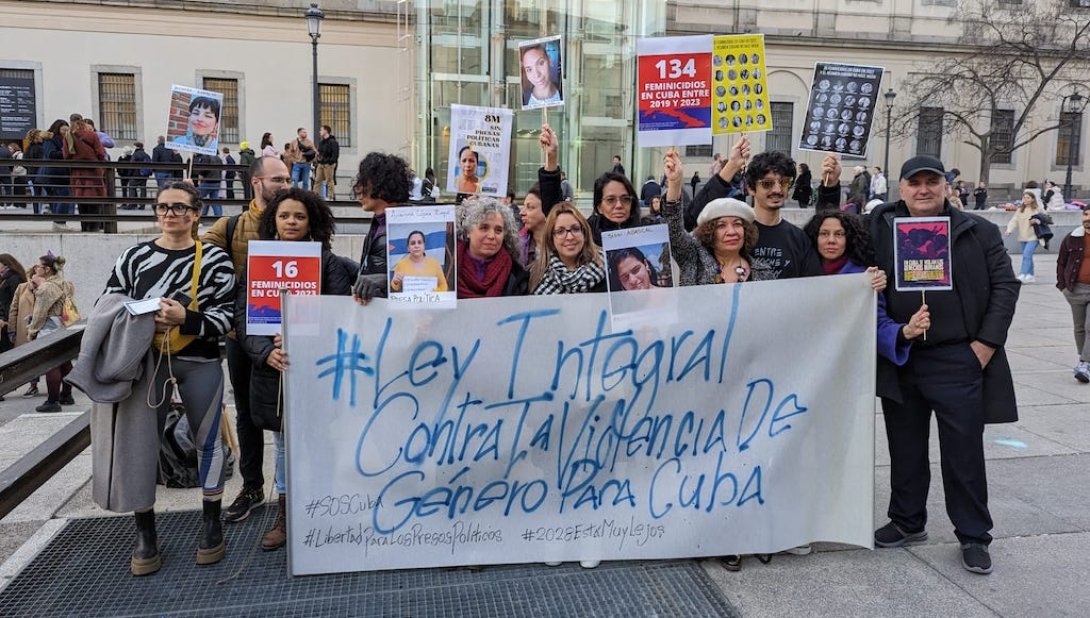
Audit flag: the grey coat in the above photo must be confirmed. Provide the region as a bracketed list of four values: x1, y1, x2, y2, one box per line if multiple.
[66, 294, 160, 512]
[663, 198, 720, 286]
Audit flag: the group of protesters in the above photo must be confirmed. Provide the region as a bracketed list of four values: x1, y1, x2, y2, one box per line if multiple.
[51, 116, 1021, 578]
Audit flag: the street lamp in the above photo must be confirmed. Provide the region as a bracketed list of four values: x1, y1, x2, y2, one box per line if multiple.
[1062, 89, 1087, 202]
[883, 88, 897, 193]
[305, 3, 325, 143]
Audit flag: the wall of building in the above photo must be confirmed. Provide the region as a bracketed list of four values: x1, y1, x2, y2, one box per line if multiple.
[668, 0, 1090, 196]
[0, 0, 412, 181]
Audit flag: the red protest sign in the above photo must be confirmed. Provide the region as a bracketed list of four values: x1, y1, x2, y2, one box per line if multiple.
[246, 241, 322, 336]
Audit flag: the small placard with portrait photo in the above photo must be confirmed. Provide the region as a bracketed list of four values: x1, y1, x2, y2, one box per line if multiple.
[387, 205, 458, 309]
[602, 224, 678, 330]
[519, 35, 564, 110]
[164, 84, 224, 156]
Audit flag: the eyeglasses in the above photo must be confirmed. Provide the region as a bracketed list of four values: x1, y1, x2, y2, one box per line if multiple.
[602, 195, 634, 206]
[258, 176, 291, 185]
[154, 202, 198, 216]
[757, 179, 793, 191]
[553, 225, 585, 239]
[818, 231, 846, 239]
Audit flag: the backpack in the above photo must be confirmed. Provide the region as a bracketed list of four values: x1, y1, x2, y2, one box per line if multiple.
[300, 140, 317, 162]
[157, 403, 235, 488]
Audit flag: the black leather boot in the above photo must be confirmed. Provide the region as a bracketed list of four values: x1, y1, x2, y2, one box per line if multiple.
[196, 499, 226, 565]
[131, 509, 161, 576]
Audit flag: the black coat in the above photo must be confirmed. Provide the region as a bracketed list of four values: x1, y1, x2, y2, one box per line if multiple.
[237, 250, 354, 430]
[871, 201, 1020, 423]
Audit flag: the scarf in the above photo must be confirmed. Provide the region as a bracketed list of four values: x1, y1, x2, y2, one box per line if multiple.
[457, 241, 512, 298]
[534, 255, 606, 295]
[822, 254, 849, 276]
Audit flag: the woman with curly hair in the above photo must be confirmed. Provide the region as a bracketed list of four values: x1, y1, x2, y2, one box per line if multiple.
[238, 188, 352, 551]
[802, 210, 925, 365]
[532, 203, 606, 295]
[662, 149, 757, 285]
[457, 197, 528, 298]
[351, 152, 413, 303]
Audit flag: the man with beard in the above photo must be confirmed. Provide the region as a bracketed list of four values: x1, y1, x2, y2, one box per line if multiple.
[692, 137, 839, 281]
[202, 156, 292, 523]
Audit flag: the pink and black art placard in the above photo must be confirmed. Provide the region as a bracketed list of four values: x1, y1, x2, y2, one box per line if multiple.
[893, 216, 953, 291]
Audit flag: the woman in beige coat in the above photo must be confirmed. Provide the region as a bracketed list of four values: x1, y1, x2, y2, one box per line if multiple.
[27, 254, 75, 411]
[6, 262, 40, 397]
[1005, 188, 1043, 283]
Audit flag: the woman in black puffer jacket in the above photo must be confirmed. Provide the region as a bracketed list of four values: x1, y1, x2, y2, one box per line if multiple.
[235, 188, 352, 552]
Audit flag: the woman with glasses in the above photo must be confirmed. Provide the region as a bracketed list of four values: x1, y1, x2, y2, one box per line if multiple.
[98, 181, 236, 576]
[532, 203, 606, 295]
[586, 171, 642, 246]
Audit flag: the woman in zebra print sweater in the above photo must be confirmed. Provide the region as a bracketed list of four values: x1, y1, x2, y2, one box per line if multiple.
[102, 181, 235, 576]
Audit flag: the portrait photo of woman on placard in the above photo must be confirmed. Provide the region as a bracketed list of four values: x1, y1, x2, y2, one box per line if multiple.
[520, 36, 564, 109]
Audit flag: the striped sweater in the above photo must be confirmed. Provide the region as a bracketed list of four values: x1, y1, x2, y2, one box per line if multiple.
[103, 240, 235, 358]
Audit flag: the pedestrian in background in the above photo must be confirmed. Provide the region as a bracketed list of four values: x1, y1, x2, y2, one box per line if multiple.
[63, 116, 107, 232]
[1055, 205, 1090, 383]
[1005, 188, 1043, 283]
[315, 125, 339, 200]
[27, 253, 76, 412]
[222, 147, 237, 201]
[0, 253, 26, 356]
[973, 181, 988, 210]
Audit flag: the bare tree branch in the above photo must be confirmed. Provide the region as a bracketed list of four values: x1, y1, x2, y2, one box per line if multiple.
[892, 0, 1090, 183]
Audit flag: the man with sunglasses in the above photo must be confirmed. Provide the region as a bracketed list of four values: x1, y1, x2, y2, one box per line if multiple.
[691, 137, 842, 281]
[202, 156, 292, 524]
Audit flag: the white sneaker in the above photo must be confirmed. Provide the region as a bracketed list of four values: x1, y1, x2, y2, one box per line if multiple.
[1023, 274, 1036, 283]
[579, 559, 600, 569]
[1075, 362, 1090, 384]
[783, 544, 813, 555]
[544, 561, 561, 567]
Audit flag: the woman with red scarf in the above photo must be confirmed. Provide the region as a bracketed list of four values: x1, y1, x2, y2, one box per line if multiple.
[456, 197, 528, 298]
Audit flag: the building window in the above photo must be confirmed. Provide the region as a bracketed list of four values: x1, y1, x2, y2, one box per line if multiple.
[319, 83, 351, 147]
[97, 72, 137, 140]
[202, 77, 239, 144]
[1057, 112, 1082, 167]
[990, 109, 1014, 164]
[916, 107, 943, 159]
[766, 102, 794, 154]
[685, 145, 712, 158]
[1072, 0, 1090, 8]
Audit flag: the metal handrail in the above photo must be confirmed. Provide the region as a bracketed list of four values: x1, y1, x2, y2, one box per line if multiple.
[0, 327, 90, 520]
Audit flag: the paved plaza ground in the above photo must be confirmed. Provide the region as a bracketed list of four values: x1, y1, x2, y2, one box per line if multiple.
[0, 251, 1086, 617]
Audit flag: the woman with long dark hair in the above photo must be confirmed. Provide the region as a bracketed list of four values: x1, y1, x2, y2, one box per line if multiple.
[0, 253, 27, 355]
[41, 119, 70, 224]
[802, 210, 925, 365]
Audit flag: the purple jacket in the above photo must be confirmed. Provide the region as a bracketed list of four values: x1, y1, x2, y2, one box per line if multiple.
[839, 260, 911, 366]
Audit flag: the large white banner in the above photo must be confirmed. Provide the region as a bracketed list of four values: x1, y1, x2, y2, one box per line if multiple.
[283, 275, 876, 575]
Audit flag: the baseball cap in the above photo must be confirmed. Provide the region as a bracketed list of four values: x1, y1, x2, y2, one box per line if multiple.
[899, 155, 945, 180]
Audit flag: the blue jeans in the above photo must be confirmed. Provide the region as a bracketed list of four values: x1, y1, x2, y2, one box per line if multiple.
[50, 185, 72, 215]
[291, 162, 311, 190]
[199, 184, 222, 217]
[273, 431, 285, 495]
[1020, 240, 1038, 276]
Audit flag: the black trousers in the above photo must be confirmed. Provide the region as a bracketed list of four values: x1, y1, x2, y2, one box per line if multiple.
[226, 337, 263, 489]
[881, 343, 993, 545]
